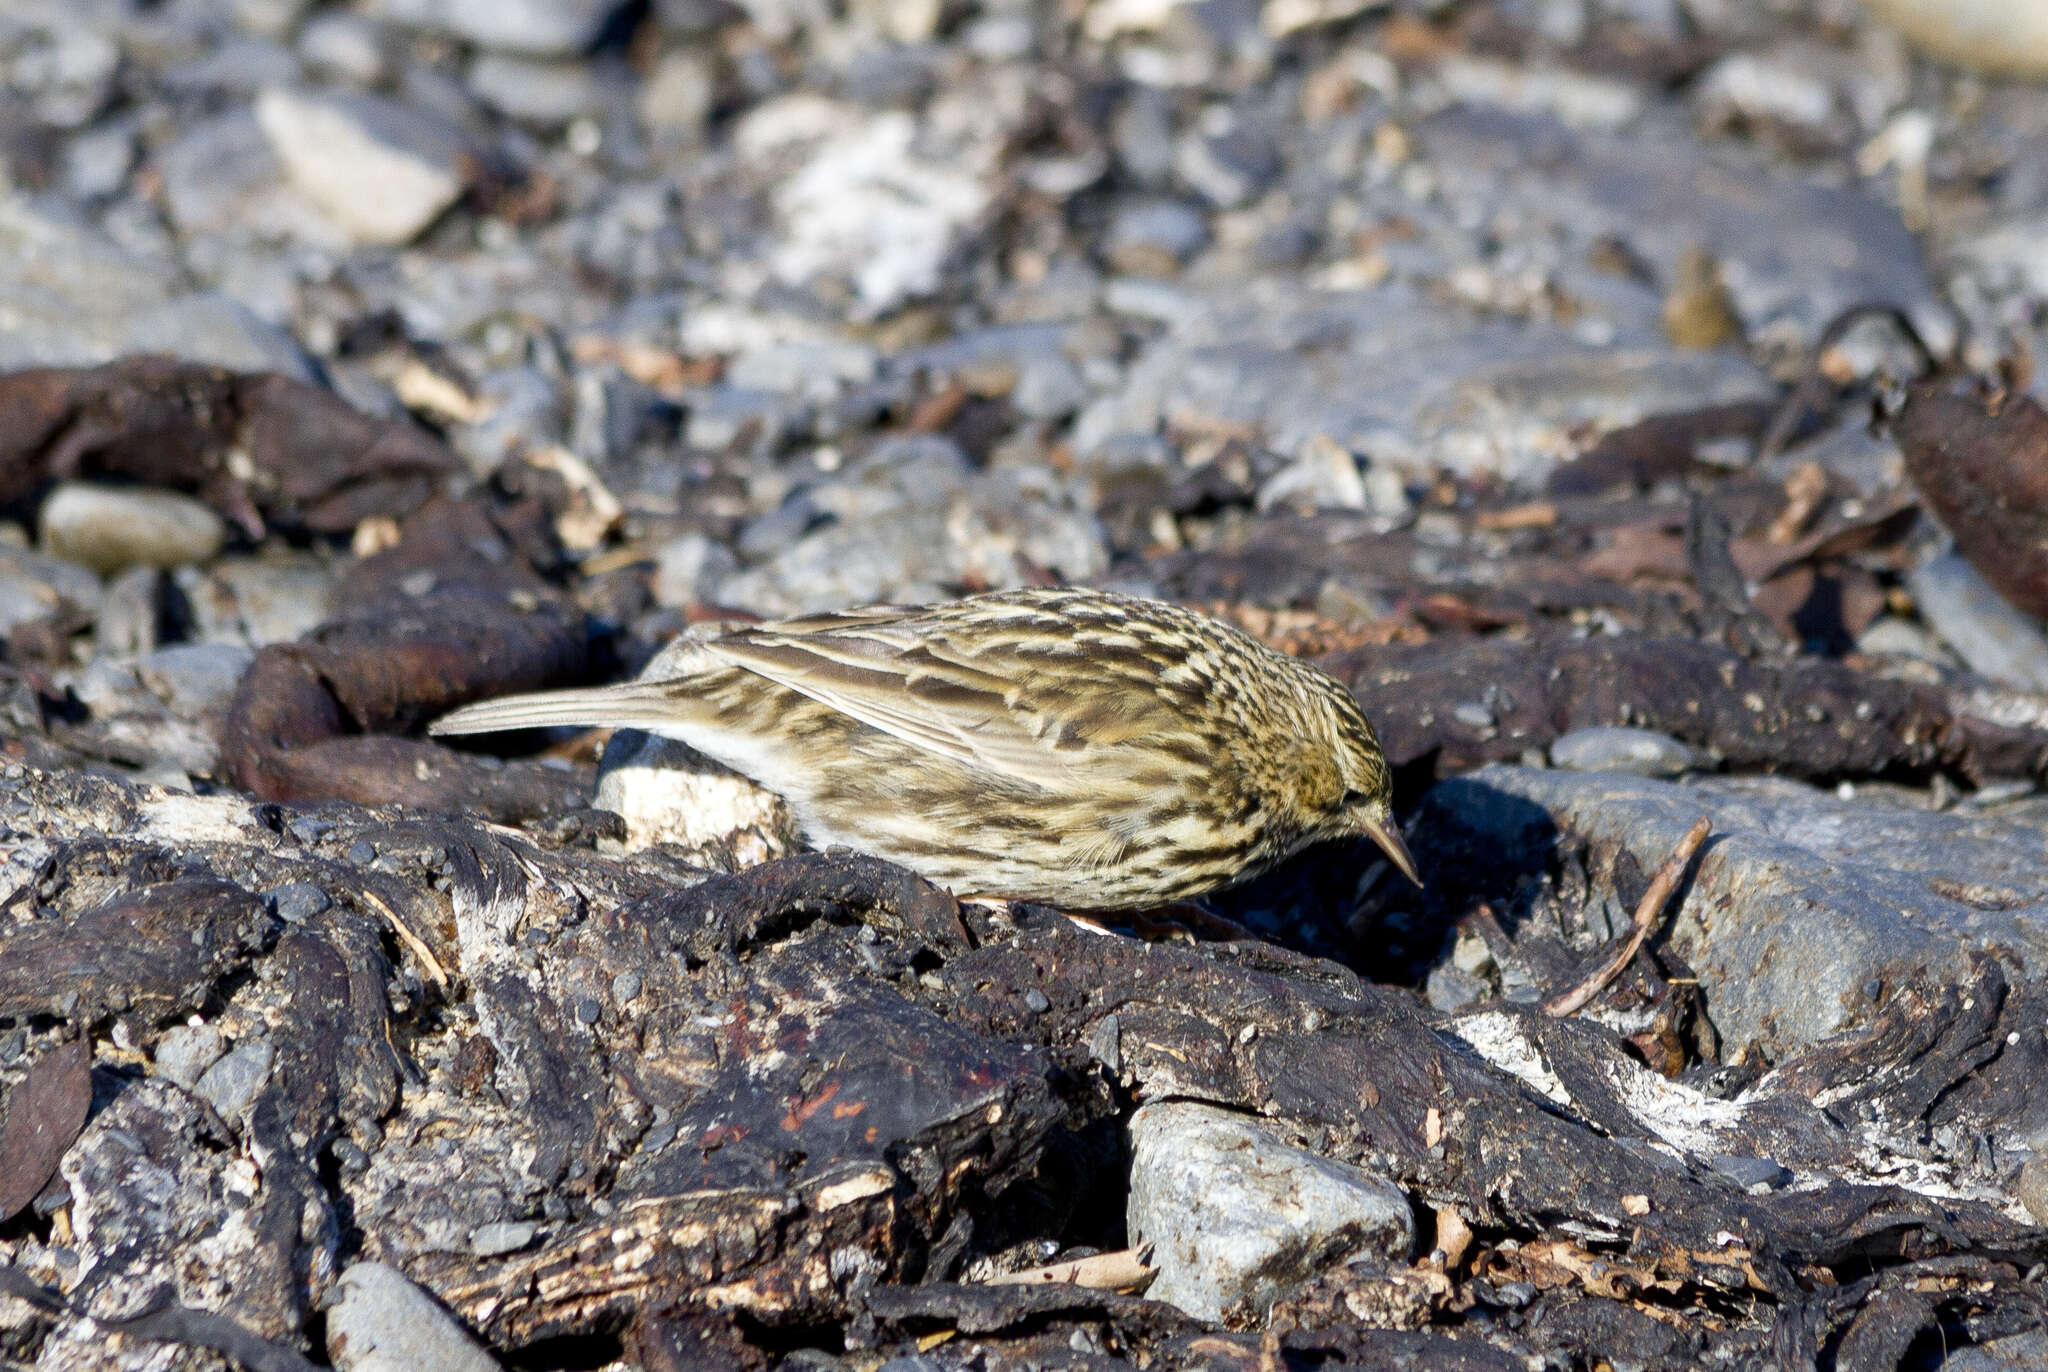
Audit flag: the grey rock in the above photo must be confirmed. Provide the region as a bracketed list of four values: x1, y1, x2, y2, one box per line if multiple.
[193, 1037, 274, 1119]
[1425, 963, 1488, 1012]
[157, 110, 289, 237]
[1011, 354, 1090, 421]
[1908, 551, 2048, 692]
[364, 0, 627, 54]
[96, 565, 162, 657]
[725, 339, 881, 401]
[683, 386, 812, 455]
[134, 644, 255, 720]
[467, 54, 608, 127]
[652, 532, 739, 609]
[326, 1261, 503, 1372]
[451, 368, 565, 477]
[1256, 440, 1367, 513]
[39, 484, 225, 575]
[178, 557, 335, 647]
[163, 37, 302, 98]
[1081, 279, 1769, 487]
[1174, 119, 1280, 209]
[0, 196, 305, 373]
[1128, 1100, 1414, 1323]
[63, 120, 135, 201]
[1548, 726, 1699, 777]
[255, 86, 471, 246]
[1944, 1332, 2048, 1372]
[469, 1220, 540, 1255]
[153, 1023, 227, 1091]
[1429, 766, 2048, 1062]
[1420, 107, 1946, 349]
[269, 883, 333, 924]
[298, 12, 395, 85]
[1707, 1153, 1790, 1190]
[1103, 196, 1211, 276]
[0, 544, 101, 635]
[1854, 615, 1961, 669]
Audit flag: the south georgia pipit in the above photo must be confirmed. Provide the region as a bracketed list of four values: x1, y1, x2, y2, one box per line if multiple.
[431, 586, 1419, 910]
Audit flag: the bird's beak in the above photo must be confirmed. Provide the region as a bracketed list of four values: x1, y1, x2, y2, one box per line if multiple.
[1357, 811, 1422, 888]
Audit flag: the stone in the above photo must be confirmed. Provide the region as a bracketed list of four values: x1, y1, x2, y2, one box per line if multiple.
[1174, 118, 1280, 209]
[595, 714, 796, 862]
[1423, 766, 2048, 1061]
[363, 0, 627, 55]
[193, 1037, 274, 1119]
[39, 483, 226, 575]
[0, 544, 100, 636]
[1128, 1100, 1414, 1323]
[637, 49, 716, 135]
[134, 644, 256, 720]
[466, 54, 607, 127]
[1011, 354, 1090, 421]
[652, 532, 739, 609]
[255, 86, 470, 247]
[761, 106, 995, 319]
[153, 1022, 227, 1091]
[326, 1261, 503, 1372]
[178, 557, 336, 647]
[1548, 726, 1698, 777]
[1858, 0, 2048, 79]
[0, 196, 304, 374]
[1103, 196, 1211, 277]
[1907, 551, 2048, 693]
[469, 1220, 540, 1256]
[297, 12, 393, 84]
[725, 339, 881, 401]
[1257, 438, 1368, 513]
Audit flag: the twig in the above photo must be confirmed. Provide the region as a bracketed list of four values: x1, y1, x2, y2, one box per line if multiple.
[984, 1245, 1156, 1292]
[361, 890, 451, 990]
[1543, 818, 1711, 1018]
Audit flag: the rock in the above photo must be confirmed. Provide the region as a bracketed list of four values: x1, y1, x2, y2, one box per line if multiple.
[1423, 765, 2048, 1060]
[39, 483, 226, 574]
[363, 0, 627, 54]
[1174, 116, 1280, 209]
[1854, 615, 1960, 668]
[0, 196, 307, 375]
[178, 557, 336, 647]
[152, 1022, 228, 1090]
[725, 339, 881, 401]
[1128, 1100, 1414, 1323]
[1103, 196, 1211, 277]
[326, 1262, 502, 1372]
[0, 544, 100, 636]
[1548, 726, 1698, 777]
[638, 49, 716, 135]
[1906, 552, 2048, 693]
[254, 86, 470, 247]
[192, 1036, 273, 1119]
[1858, 0, 2048, 79]
[1944, 1332, 2048, 1372]
[760, 105, 995, 319]
[1011, 354, 1090, 421]
[298, 11, 394, 84]
[134, 644, 256, 720]
[595, 633, 799, 859]
[466, 54, 608, 127]
[1080, 279, 1769, 486]
[1257, 437, 1368, 513]
[469, 1220, 540, 1256]
[651, 532, 739, 609]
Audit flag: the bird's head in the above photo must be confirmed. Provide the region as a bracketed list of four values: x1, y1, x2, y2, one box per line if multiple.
[1307, 672, 1421, 888]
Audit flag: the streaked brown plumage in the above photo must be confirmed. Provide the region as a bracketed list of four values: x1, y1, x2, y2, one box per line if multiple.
[429, 586, 1417, 909]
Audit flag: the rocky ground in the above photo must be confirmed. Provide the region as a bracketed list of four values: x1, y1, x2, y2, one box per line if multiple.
[6, 0, 2048, 1368]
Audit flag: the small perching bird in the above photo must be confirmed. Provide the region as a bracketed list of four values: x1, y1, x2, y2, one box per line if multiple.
[430, 587, 1418, 909]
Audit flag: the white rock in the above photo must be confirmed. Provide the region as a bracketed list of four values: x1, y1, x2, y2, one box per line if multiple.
[594, 633, 797, 859]
[40, 483, 226, 574]
[326, 1262, 502, 1372]
[1257, 437, 1368, 513]
[1128, 1100, 1414, 1323]
[1908, 552, 2048, 694]
[652, 532, 740, 609]
[1549, 726, 1699, 778]
[1858, 0, 2048, 78]
[764, 109, 994, 319]
[255, 86, 469, 247]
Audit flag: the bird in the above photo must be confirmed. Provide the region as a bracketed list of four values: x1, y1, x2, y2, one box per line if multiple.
[429, 586, 1419, 910]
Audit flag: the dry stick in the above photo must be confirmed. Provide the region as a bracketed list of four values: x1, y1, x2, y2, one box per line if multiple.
[1543, 818, 1711, 1018]
[984, 1245, 1156, 1292]
[361, 890, 452, 990]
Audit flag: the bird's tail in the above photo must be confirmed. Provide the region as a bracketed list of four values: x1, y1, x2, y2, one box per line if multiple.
[428, 683, 684, 737]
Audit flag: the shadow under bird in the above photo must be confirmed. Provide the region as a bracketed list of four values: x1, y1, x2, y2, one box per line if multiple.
[429, 586, 1419, 909]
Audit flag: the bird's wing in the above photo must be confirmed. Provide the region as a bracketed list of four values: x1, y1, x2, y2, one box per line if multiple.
[706, 612, 1163, 790]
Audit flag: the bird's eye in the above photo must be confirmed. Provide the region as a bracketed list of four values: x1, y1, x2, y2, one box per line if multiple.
[1341, 789, 1368, 806]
